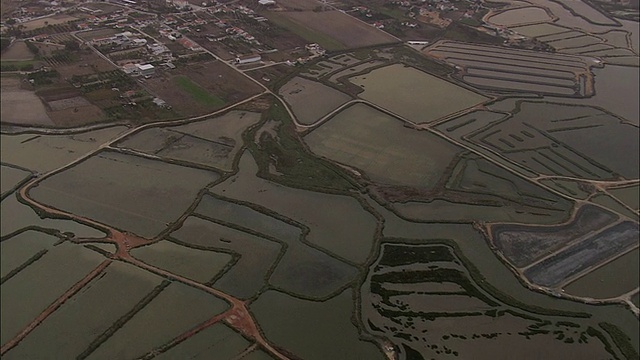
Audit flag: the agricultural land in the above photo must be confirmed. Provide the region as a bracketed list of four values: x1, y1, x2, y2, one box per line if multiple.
[1, 0, 638, 359]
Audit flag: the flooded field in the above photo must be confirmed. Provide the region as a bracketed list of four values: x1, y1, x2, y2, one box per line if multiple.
[117, 111, 261, 172]
[269, 242, 358, 299]
[131, 240, 232, 283]
[563, 248, 639, 299]
[30, 151, 219, 238]
[155, 323, 250, 359]
[194, 194, 357, 298]
[437, 100, 628, 180]
[524, 221, 639, 287]
[349, 64, 488, 123]
[0, 230, 58, 279]
[362, 243, 619, 359]
[608, 185, 640, 211]
[492, 205, 618, 267]
[1, 242, 105, 345]
[488, 7, 554, 26]
[251, 289, 384, 360]
[0, 126, 128, 173]
[511, 23, 570, 37]
[0, 195, 107, 238]
[393, 198, 568, 224]
[305, 103, 462, 188]
[3, 261, 164, 359]
[195, 194, 302, 243]
[211, 152, 378, 264]
[425, 41, 591, 96]
[86, 281, 228, 360]
[171, 216, 281, 299]
[1, 164, 31, 198]
[279, 77, 351, 125]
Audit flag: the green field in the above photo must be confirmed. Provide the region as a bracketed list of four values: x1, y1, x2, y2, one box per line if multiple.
[174, 76, 225, 107]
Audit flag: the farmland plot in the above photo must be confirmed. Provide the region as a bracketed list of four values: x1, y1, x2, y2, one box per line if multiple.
[30, 151, 219, 238]
[305, 103, 462, 188]
[349, 64, 488, 123]
[279, 76, 351, 125]
[3, 261, 164, 359]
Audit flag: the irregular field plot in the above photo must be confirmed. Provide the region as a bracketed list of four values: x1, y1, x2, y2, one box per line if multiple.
[119, 111, 260, 172]
[174, 75, 225, 108]
[3, 261, 164, 359]
[510, 23, 571, 37]
[305, 103, 462, 187]
[251, 290, 384, 360]
[0, 195, 107, 238]
[0, 230, 58, 279]
[551, 120, 639, 179]
[195, 194, 357, 298]
[488, 7, 553, 26]
[211, 152, 378, 263]
[1, 165, 31, 197]
[492, 205, 618, 268]
[393, 199, 567, 224]
[269, 243, 358, 299]
[363, 243, 616, 359]
[1, 41, 34, 60]
[459, 101, 628, 180]
[86, 282, 228, 360]
[0, 126, 128, 173]
[75, 28, 119, 42]
[172, 216, 281, 299]
[155, 323, 249, 360]
[131, 240, 232, 283]
[524, 221, 639, 287]
[1, 242, 105, 345]
[463, 76, 576, 95]
[279, 76, 351, 125]
[563, 248, 639, 299]
[195, 194, 301, 242]
[1, 77, 53, 127]
[608, 185, 639, 211]
[349, 64, 488, 123]
[265, 10, 397, 51]
[30, 151, 219, 238]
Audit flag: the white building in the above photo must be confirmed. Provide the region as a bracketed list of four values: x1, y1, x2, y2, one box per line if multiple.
[136, 63, 155, 76]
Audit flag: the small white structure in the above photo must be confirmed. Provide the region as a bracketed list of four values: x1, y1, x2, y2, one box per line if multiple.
[258, 0, 275, 5]
[136, 63, 155, 76]
[235, 55, 261, 65]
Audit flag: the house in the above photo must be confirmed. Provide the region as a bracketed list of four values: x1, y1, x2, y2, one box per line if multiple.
[122, 63, 138, 74]
[258, 0, 276, 5]
[136, 63, 155, 76]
